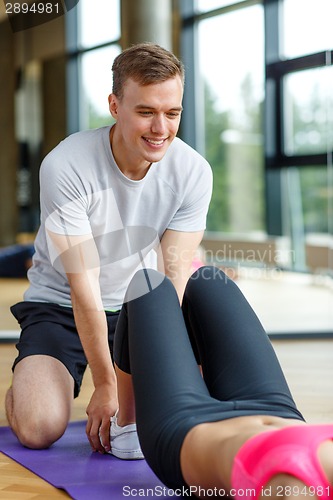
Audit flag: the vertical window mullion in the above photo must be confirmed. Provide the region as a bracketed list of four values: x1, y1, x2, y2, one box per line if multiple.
[264, 0, 283, 236]
[65, 4, 80, 134]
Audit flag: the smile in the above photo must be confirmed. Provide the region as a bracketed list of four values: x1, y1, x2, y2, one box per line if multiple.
[143, 138, 166, 146]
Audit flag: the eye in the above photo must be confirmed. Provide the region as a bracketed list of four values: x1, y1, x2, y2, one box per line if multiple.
[167, 111, 181, 118]
[138, 111, 153, 116]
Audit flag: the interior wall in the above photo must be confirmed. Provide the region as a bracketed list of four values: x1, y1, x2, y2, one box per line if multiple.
[14, 15, 65, 68]
[0, 20, 17, 245]
[42, 56, 67, 158]
[0, 13, 66, 242]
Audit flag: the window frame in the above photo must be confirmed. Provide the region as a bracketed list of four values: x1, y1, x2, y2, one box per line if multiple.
[181, 0, 332, 244]
[65, 1, 121, 134]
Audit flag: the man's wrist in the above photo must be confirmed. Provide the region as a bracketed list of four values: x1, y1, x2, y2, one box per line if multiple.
[92, 370, 117, 390]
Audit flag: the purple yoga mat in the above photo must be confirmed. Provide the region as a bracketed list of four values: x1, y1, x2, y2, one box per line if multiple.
[0, 421, 180, 499]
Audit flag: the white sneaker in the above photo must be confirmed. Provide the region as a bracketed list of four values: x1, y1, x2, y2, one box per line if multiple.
[110, 412, 144, 460]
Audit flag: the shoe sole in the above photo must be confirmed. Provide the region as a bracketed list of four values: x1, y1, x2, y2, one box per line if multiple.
[110, 448, 144, 460]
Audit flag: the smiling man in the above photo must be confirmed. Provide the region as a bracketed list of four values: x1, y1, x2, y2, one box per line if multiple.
[108, 75, 184, 180]
[6, 43, 213, 458]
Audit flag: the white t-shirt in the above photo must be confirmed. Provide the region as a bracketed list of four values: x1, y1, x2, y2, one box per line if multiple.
[25, 126, 213, 309]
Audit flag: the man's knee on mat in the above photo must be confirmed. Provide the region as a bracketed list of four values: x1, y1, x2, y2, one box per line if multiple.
[6, 393, 68, 450]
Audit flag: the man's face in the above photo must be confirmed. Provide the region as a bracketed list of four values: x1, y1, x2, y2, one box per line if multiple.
[109, 76, 183, 172]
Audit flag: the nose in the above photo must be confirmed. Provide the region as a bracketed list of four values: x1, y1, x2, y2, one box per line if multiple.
[151, 114, 167, 135]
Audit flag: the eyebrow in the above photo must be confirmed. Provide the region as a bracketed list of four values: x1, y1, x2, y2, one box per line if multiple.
[135, 105, 183, 112]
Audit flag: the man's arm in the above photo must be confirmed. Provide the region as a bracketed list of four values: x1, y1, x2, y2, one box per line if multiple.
[159, 229, 204, 302]
[47, 231, 117, 453]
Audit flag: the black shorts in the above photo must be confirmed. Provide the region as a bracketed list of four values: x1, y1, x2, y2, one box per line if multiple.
[11, 301, 120, 397]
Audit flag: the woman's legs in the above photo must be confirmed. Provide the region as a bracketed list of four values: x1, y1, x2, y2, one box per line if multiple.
[115, 266, 297, 409]
[113, 267, 302, 488]
[113, 269, 212, 485]
[182, 266, 300, 411]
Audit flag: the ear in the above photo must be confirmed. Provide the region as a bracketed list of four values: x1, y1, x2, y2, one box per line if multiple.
[108, 94, 119, 119]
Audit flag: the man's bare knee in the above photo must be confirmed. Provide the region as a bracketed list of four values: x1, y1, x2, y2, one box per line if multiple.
[6, 385, 68, 448]
[6, 355, 74, 449]
[16, 415, 68, 449]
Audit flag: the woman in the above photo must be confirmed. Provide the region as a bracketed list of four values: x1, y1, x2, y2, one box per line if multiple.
[111, 266, 333, 499]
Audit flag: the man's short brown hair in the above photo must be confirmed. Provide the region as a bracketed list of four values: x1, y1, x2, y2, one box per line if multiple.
[112, 42, 185, 99]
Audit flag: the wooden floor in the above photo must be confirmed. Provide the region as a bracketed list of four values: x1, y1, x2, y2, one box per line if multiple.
[0, 278, 333, 498]
[0, 343, 93, 499]
[0, 279, 93, 498]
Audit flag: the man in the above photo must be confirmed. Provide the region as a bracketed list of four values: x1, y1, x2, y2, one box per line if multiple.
[6, 43, 212, 457]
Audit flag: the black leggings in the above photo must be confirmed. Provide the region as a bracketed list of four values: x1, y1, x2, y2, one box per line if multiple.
[113, 267, 304, 489]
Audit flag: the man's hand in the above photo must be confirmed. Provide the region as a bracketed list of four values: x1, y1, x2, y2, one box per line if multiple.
[86, 383, 118, 454]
